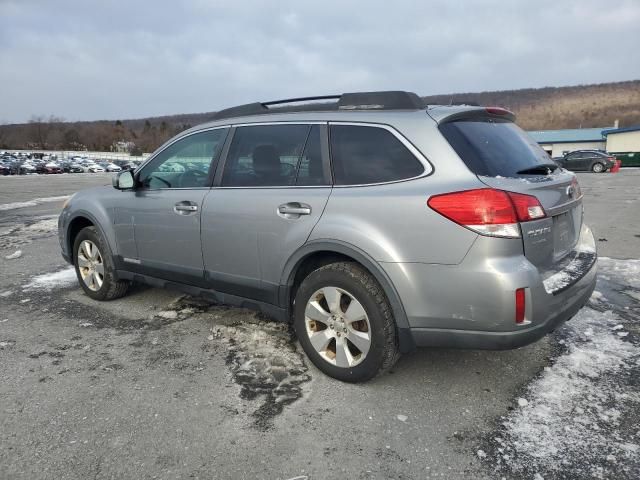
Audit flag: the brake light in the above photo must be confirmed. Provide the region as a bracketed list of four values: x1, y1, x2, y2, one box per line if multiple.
[515, 288, 526, 324]
[508, 191, 546, 221]
[427, 188, 546, 238]
[485, 107, 513, 116]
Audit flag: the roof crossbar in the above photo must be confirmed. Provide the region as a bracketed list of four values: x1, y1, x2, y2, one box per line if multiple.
[212, 90, 425, 120]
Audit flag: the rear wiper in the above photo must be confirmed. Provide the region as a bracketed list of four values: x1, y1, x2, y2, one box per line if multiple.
[516, 163, 558, 175]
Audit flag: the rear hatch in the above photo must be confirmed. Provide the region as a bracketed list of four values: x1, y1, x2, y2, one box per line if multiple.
[438, 113, 583, 271]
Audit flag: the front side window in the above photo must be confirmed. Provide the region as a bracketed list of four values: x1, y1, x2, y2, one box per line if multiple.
[222, 124, 326, 187]
[138, 128, 228, 189]
[329, 125, 425, 185]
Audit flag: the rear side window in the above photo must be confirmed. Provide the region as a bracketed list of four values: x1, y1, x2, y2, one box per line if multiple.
[439, 119, 552, 177]
[329, 125, 425, 185]
[222, 124, 327, 187]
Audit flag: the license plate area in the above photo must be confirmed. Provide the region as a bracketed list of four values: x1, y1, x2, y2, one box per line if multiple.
[553, 209, 577, 260]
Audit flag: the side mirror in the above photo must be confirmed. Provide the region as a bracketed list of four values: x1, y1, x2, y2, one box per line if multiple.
[112, 170, 135, 190]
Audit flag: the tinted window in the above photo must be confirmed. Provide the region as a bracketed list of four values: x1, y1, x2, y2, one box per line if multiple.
[223, 124, 324, 187]
[439, 119, 552, 177]
[139, 129, 227, 189]
[330, 125, 424, 185]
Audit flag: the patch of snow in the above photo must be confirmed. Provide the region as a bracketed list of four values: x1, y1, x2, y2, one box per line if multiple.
[0, 195, 70, 212]
[397, 414, 408, 422]
[598, 257, 640, 289]
[477, 449, 487, 459]
[517, 398, 528, 407]
[5, 250, 22, 260]
[157, 310, 178, 320]
[0, 290, 12, 297]
[23, 267, 77, 291]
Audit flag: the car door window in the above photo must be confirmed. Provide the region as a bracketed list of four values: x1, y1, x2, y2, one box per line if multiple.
[222, 124, 325, 187]
[330, 125, 424, 185]
[138, 129, 228, 189]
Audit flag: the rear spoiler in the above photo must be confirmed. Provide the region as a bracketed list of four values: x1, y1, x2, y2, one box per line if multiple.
[427, 106, 516, 124]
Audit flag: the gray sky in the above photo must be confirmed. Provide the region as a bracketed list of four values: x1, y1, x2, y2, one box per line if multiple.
[1, 0, 639, 123]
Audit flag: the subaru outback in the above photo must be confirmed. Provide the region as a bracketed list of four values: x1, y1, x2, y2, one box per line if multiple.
[58, 91, 597, 382]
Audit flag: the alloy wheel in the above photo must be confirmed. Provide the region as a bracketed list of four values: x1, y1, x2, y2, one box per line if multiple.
[77, 240, 104, 291]
[304, 286, 372, 368]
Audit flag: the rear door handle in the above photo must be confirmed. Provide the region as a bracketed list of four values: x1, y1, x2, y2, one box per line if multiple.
[174, 202, 199, 215]
[278, 203, 311, 217]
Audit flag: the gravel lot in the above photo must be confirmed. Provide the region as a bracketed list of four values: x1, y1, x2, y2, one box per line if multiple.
[0, 171, 638, 479]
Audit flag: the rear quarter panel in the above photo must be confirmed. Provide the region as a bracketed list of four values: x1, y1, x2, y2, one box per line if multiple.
[310, 114, 487, 264]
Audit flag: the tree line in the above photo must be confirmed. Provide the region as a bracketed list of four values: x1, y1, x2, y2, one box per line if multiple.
[1, 80, 638, 153]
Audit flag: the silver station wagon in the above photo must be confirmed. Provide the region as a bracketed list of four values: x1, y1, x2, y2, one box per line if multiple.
[59, 91, 597, 381]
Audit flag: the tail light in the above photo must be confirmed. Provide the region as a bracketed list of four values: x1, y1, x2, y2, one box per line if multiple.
[427, 188, 546, 238]
[515, 288, 526, 324]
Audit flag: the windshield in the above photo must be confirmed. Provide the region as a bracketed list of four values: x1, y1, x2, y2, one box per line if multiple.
[439, 118, 553, 177]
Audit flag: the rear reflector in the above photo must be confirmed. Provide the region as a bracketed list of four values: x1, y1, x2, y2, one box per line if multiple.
[427, 188, 546, 238]
[515, 288, 526, 324]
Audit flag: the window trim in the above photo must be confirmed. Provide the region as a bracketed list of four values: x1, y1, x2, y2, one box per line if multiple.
[134, 126, 230, 191]
[328, 121, 433, 188]
[212, 122, 332, 189]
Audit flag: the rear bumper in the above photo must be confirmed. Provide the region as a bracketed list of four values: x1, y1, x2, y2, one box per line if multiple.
[381, 225, 597, 350]
[409, 259, 596, 349]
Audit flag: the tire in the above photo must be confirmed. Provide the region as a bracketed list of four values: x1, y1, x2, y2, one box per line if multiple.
[592, 162, 605, 173]
[293, 262, 399, 382]
[73, 226, 129, 301]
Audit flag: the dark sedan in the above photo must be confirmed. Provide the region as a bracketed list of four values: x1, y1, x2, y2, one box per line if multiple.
[554, 150, 616, 173]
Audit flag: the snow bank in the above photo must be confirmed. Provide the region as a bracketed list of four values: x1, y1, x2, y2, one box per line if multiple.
[0, 195, 70, 212]
[23, 267, 77, 291]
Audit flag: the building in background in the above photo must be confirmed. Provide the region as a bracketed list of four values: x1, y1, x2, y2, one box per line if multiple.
[527, 128, 607, 157]
[528, 124, 640, 166]
[602, 125, 640, 166]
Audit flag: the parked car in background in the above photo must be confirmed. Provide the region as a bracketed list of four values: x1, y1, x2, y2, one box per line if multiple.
[98, 162, 122, 172]
[84, 163, 105, 173]
[0, 161, 11, 175]
[554, 150, 615, 173]
[43, 162, 63, 174]
[59, 91, 597, 382]
[61, 161, 85, 173]
[114, 160, 138, 171]
[16, 161, 37, 174]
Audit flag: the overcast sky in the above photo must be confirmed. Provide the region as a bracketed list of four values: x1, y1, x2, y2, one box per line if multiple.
[1, 0, 639, 123]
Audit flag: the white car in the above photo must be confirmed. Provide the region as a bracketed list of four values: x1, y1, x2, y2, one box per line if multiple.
[102, 163, 122, 172]
[84, 164, 105, 173]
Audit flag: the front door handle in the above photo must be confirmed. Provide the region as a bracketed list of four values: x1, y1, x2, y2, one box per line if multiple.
[278, 202, 311, 217]
[174, 201, 199, 215]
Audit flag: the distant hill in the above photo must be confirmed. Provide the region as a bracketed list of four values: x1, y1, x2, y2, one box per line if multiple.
[1, 80, 639, 152]
[421, 80, 640, 130]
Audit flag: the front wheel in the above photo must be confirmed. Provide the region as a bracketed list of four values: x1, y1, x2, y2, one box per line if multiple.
[293, 262, 399, 382]
[73, 226, 129, 300]
[592, 162, 605, 173]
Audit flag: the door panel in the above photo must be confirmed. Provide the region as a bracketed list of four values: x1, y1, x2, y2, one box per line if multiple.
[201, 188, 331, 302]
[113, 128, 228, 283]
[201, 123, 331, 304]
[130, 189, 209, 280]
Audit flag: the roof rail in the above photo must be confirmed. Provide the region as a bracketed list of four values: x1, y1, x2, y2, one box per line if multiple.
[212, 91, 425, 120]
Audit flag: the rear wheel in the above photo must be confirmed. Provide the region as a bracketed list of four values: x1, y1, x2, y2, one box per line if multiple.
[73, 226, 129, 300]
[293, 262, 399, 382]
[592, 162, 605, 173]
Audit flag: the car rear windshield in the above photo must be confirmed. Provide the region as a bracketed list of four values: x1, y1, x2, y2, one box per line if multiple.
[439, 118, 552, 177]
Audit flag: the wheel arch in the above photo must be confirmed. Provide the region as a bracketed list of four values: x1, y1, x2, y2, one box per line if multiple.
[66, 211, 113, 263]
[280, 240, 416, 353]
